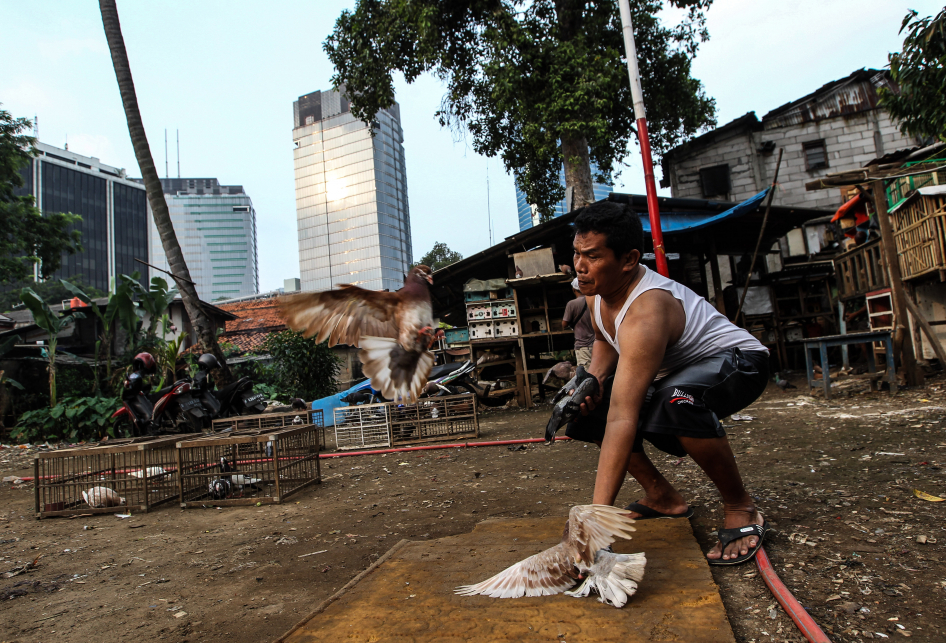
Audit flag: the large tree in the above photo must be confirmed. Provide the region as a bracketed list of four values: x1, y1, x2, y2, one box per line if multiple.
[416, 241, 463, 271]
[0, 107, 83, 284]
[880, 7, 946, 142]
[325, 0, 716, 218]
[98, 0, 232, 384]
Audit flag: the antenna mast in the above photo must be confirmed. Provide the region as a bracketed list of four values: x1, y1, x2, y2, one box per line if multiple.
[176, 129, 180, 178]
[486, 161, 493, 246]
[164, 129, 168, 178]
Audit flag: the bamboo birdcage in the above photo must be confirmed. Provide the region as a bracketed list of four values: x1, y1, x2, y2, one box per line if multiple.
[35, 434, 201, 518]
[176, 425, 321, 508]
[891, 191, 946, 281]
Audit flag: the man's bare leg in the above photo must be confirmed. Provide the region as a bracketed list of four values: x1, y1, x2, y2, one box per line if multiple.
[678, 435, 764, 561]
[623, 450, 689, 517]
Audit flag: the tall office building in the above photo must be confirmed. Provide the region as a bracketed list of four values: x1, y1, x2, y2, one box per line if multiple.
[516, 163, 613, 231]
[12, 141, 149, 292]
[292, 87, 412, 292]
[147, 178, 259, 301]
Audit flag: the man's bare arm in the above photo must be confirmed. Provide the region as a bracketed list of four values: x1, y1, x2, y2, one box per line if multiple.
[591, 291, 681, 505]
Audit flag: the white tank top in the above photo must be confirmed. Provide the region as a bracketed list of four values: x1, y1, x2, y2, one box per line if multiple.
[594, 265, 767, 378]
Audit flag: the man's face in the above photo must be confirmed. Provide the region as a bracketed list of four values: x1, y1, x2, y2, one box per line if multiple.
[573, 231, 639, 296]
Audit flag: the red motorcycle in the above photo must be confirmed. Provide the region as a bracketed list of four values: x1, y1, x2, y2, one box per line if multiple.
[111, 353, 205, 437]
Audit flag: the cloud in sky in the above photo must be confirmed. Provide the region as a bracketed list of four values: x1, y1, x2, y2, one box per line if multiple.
[0, 0, 938, 292]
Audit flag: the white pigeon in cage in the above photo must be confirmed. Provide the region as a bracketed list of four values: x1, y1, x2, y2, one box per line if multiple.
[130, 466, 167, 479]
[82, 486, 126, 508]
[455, 504, 646, 608]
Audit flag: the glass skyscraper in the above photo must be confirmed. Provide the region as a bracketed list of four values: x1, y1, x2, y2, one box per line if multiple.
[13, 142, 149, 292]
[292, 88, 412, 292]
[147, 178, 259, 301]
[515, 163, 614, 231]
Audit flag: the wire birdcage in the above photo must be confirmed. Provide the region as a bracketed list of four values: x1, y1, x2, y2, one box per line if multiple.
[210, 409, 325, 450]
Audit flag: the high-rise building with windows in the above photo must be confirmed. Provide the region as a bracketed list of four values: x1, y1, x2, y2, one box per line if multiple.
[12, 141, 149, 292]
[515, 163, 614, 231]
[292, 87, 412, 292]
[147, 178, 259, 301]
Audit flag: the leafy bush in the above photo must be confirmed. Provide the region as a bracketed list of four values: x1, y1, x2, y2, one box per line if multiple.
[12, 396, 122, 443]
[261, 330, 340, 402]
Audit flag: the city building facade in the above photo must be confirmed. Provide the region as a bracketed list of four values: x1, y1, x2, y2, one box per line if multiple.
[292, 87, 412, 292]
[147, 178, 259, 301]
[13, 141, 149, 292]
[516, 163, 614, 231]
[660, 69, 920, 211]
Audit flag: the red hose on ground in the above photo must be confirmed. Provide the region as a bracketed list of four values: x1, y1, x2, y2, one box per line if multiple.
[11, 436, 574, 480]
[755, 546, 830, 643]
[318, 436, 571, 458]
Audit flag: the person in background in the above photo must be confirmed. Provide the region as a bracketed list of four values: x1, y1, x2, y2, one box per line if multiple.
[564, 277, 594, 369]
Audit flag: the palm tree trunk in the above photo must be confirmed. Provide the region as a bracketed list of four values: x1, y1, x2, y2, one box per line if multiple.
[99, 0, 232, 385]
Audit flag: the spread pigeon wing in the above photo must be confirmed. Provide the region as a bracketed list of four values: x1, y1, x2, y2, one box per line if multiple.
[454, 544, 579, 598]
[278, 286, 400, 347]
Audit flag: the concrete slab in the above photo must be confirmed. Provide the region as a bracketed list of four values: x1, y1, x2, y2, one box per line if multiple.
[277, 517, 735, 643]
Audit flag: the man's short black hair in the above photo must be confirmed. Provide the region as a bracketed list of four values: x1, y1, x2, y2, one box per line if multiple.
[573, 201, 644, 260]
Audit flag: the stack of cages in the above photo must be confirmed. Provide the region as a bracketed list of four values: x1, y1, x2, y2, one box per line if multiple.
[388, 393, 478, 446]
[210, 409, 326, 451]
[334, 402, 391, 450]
[35, 435, 200, 518]
[177, 425, 321, 508]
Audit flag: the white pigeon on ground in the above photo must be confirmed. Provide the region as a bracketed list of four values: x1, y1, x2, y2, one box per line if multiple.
[82, 486, 126, 508]
[455, 504, 646, 608]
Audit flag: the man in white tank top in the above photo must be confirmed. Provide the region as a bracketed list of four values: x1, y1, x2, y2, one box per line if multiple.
[564, 200, 771, 566]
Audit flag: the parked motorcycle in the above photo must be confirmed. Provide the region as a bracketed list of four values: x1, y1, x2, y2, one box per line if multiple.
[190, 353, 267, 423]
[111, 353, 204, 436]
[421, 360, 485, 398]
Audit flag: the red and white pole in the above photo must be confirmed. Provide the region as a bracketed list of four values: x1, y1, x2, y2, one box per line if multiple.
[617, 0, 669, 277]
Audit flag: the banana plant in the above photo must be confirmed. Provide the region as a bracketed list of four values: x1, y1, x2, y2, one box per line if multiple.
[120, 272, 178, 338]
[61, 279, 135, 389]
[19, 288, 85, 407]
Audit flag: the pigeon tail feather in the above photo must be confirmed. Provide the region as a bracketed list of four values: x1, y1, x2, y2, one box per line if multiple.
[563, 550, 646, 608]
[360, 336, 434, 403]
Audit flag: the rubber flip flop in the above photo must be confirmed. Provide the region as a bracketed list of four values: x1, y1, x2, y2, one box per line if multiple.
[624, 502, 695, 520]
[707, 520, 770, 566]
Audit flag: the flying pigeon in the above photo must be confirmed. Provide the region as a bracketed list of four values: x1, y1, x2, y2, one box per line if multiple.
[279, 265, 439, 403]
[455, 504, 645, 608]
[82, 486, 126, 508]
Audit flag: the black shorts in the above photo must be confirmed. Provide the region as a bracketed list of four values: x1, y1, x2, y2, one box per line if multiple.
[564, 348, 769, 457]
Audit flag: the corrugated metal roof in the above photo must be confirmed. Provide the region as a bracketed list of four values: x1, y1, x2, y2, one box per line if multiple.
[762, 69, 884, 130]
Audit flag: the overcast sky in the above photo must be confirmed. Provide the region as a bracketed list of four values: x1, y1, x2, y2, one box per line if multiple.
[1, 1, 939, 292]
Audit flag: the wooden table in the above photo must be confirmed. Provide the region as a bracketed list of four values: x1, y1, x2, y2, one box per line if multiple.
[802, 331, 896, 399]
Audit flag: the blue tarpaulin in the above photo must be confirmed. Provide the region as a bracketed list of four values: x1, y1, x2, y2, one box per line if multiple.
[640, 189, 769, 234]
[311, 379, 376, 427]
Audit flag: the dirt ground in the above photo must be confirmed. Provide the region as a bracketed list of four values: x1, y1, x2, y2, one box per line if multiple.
[1, 376, 945, 643]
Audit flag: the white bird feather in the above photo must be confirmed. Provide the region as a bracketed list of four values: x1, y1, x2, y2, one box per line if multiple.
[455, 504, 645, 607]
